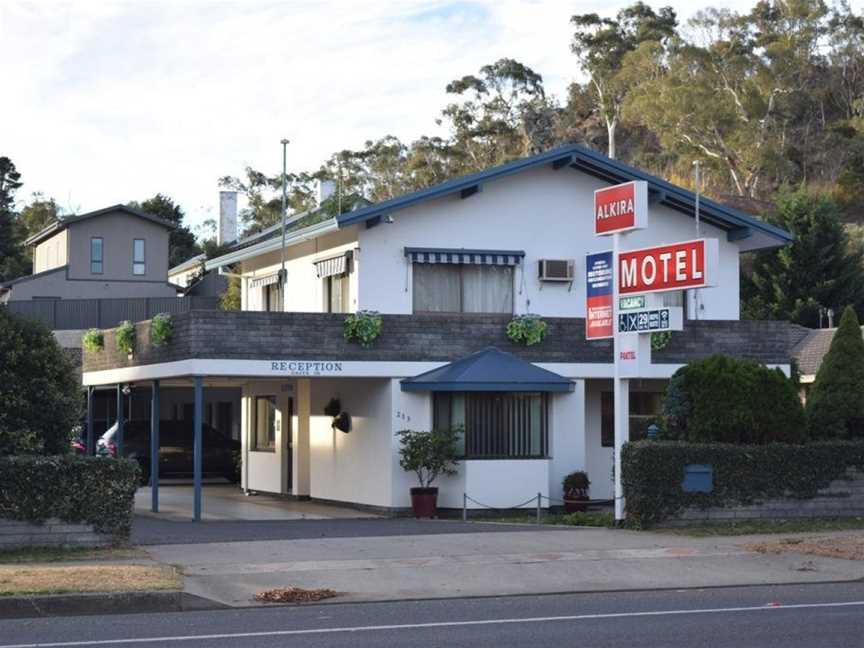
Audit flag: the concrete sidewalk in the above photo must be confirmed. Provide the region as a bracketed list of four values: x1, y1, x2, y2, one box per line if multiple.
[143, 525, 864, 606]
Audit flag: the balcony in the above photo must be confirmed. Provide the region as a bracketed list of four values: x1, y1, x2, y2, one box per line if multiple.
[81, 310, 808, 375]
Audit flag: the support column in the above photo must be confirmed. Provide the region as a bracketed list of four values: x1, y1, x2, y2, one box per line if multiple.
[293, 379, 311, 497]
[150, 380, 160, 513]
[613, 378, 629, 521]
[86, 386, 94, 455]
[116, 385, 124, 456]
[193, 376, 203, 521]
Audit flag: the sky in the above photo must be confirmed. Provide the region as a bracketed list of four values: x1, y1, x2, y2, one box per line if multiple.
[1, 0, 858, 235]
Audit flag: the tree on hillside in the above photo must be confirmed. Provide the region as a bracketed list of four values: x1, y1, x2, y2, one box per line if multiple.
[129, 194, 201, 268]
[0, 157, 30, 282]
[570, 2, 678, 159]
[18, 193, 60, 241]
[742, 188, 864, 326]
[806, 306, 864, 437]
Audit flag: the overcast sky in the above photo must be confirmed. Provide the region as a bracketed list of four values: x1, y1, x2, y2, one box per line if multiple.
[2, 0, 859, 234]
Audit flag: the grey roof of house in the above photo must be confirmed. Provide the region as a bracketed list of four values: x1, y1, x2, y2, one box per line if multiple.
[24, 204, 176, 247]
[791, 326, 864, 376]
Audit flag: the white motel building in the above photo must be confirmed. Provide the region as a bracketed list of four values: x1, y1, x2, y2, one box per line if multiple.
[81, 144, 804, 517]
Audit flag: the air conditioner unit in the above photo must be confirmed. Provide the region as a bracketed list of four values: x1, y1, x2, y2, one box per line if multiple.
[538, 259, 575, 282]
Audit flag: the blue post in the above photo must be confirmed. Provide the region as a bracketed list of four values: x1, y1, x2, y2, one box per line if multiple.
[151, 380, 160, 513]
[116, 385, 124, 456]
[86, 386, 94, 455]
[193, 376, 203, 521]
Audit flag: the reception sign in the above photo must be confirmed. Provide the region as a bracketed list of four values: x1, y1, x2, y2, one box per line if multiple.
[594, 181, 648, 236]
[618, 238, 718, 295]
[585, 251, 614, 340]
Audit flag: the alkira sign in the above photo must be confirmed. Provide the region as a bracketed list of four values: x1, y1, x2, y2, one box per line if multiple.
[618, 239, 718, 294]
[594, 181, 648, 235]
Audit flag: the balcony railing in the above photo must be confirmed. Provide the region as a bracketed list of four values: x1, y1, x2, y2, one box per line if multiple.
[4, 296, 220, 331]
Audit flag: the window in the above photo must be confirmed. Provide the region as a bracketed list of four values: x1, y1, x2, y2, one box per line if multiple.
[253, 395, 277, 451]
[264, 283, 282, 312]
[324, 274, 349, 313]
[133, 239, 146, 275]
[90, 238, 103, 274]
[601, 391, 665, 447]
[413, 264, 513, 314]
[433, 392, 547, 459]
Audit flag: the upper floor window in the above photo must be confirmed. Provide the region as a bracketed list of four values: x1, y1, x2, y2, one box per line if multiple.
[315, 252, 352, 314]
[132, 239, 146, 275]
[407, 248, 522, 315]
[90, 237, 103, 274]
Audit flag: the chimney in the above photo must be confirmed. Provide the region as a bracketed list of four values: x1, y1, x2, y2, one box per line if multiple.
[218, 191, 238, 245]
[316, 179, 336, 207]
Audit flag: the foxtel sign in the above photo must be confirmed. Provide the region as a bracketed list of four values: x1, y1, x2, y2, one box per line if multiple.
[618, 238, 719, 295]
[594, 180, 648, 236]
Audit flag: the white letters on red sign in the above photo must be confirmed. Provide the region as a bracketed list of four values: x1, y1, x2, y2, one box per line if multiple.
[618, 239, 717, 295]
[594, 181, 648, 236]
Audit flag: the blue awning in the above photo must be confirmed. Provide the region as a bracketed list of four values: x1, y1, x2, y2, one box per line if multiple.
[405, 247, 524, 266]
[401, 347, 574, 393]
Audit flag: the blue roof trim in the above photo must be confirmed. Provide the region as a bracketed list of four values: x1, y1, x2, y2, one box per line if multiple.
[336, 144, 792, 245]
[400, 347, 574, 393]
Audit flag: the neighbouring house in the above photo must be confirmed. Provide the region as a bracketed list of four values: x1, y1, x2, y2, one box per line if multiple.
[168, 253, 228, 298]
[791, 325, 864, 403]
[81, 144, 806, 514]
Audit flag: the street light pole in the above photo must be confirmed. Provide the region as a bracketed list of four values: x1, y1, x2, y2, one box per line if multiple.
[280, 138, 290, 310]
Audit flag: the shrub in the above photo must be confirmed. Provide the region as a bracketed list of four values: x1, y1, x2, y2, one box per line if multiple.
[0, 455, 140, 538]
[81, 328, 104, 353]
[150, 313, 173, 347]
[397, 428, 460, 488]
[0, 308, 81, 456]
[664, 354, 805, 444]
[343, 310, 383, 347]
[562, 471, 590, 497]
[115, 320, 136, 355]
[807, 306, 864, 438]
[650, 331, 671, 351]
[506, 314, 547, 346]
[622, 440, 864, 527]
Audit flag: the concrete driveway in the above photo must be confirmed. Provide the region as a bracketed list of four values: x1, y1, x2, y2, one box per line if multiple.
[136, 483, 377, 522]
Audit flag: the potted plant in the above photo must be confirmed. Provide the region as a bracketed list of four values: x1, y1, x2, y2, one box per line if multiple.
[397, 427, 460, 518]
[562, 471, 590, 513]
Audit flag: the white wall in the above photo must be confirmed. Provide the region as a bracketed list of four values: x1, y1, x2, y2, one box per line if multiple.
[357, 167, 741, 319]
[308, 378, 393, 507]
[548, 383, 586, 503]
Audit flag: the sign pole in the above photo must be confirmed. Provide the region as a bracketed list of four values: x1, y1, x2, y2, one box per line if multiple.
[612, 232, 628, 523]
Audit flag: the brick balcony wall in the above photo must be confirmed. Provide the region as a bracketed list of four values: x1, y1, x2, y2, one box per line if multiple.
[82, 310, 807, 373]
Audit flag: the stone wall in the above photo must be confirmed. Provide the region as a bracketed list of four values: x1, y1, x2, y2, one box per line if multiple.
[0, 518, 112, 550]
[671, 468, 864, 524]
[83, 310, 804, 373]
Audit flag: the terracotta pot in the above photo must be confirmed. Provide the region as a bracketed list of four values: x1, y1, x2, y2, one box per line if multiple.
[563, 495, 589, 513]
[410, 487, 439, 518]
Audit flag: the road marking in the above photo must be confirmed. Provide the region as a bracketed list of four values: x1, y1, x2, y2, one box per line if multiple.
[3, 600, 864, 647]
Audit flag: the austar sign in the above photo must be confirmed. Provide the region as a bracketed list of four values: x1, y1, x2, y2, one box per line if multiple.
[594, 181, 648, 235]
[618, 239, 718, 295]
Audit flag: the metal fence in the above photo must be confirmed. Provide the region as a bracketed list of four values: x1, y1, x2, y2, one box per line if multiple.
[4, 296, 220, 330]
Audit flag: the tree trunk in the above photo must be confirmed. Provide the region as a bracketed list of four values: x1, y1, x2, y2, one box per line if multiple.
[607, 117, 617, 160]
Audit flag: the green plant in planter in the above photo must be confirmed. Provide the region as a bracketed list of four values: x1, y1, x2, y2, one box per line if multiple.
[506, 314, 547, 346]
[563, 470, 591, 513]
[82, 328, 104, 353]
[150, 313, 173, 347]
[396, 428, 461, 488]
[324, 398, 341, 417]
[343, 310, 383, 347]
[651, 331, 671, 351]
[115, 320, 136, 355]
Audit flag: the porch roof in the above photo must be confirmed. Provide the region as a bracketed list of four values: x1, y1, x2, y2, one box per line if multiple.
[400, 347, 574, 393]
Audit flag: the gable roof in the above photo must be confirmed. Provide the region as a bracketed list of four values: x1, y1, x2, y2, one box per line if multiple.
[25, 204, 176, 247]
[400, 347, 574, 393]
[336, 144, 792, 252]
[791, 326, 864, 378]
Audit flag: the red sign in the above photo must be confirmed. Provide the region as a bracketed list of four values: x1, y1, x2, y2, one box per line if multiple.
[594, 181, 648, 236]
[618, 239, 718, 295]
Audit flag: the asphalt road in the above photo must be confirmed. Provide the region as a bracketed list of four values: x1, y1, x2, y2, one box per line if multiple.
[2, 583, 863, 648]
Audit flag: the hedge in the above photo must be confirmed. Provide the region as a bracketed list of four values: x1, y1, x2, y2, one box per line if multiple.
[622, 440, 864, 527]
[0, 456, 140, 539]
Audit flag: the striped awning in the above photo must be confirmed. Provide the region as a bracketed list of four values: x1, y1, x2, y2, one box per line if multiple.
[249, 273, 280, 289]
[405, 247, 524, 266]
[314, 253, 351, 279]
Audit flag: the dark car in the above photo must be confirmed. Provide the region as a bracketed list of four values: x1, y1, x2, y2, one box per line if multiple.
[97, 420, 240, 484]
